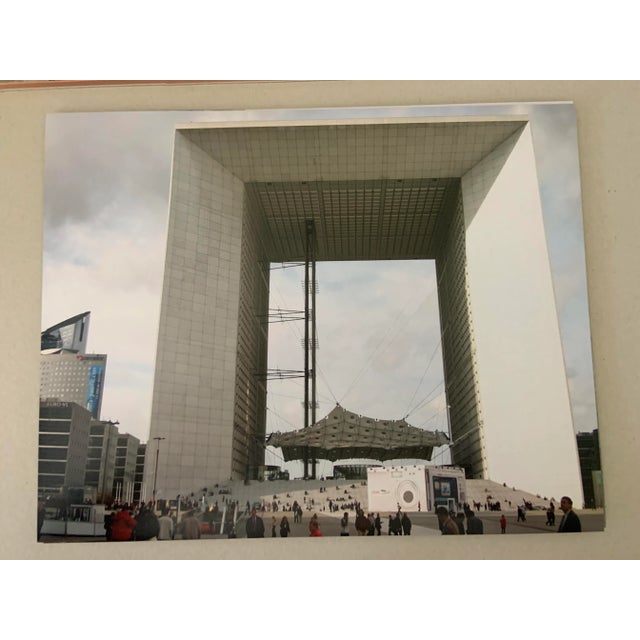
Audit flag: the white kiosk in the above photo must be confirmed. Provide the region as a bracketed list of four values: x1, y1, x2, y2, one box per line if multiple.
[368, 465, 466, 513]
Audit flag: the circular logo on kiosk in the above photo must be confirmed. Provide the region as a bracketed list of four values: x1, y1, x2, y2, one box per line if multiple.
[396, 480, 419, 508]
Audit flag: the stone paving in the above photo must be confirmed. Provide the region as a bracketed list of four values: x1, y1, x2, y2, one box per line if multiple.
[39, 475, 603, 543]
[205, 508, 604, 540]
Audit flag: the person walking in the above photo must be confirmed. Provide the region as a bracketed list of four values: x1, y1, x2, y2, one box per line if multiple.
[309, 519, 323, 537]
[466, 511, 484, 534]
[401, 513, 412, 536]
[279, 515, 291, 538]
[157, 508, 174, 540]
[308, 512, 320, 535]
[340, 512, 350, 536]
[355, 509, 369, 536]
[103, 510, 115, 541]
[245, 508, 265, 538]
[392, 511, 403, 535]
[271, 516, 277, 538]
[546, 506, 555, 526]
[499, 513, 507, 534]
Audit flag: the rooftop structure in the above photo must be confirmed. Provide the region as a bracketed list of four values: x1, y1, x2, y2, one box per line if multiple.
[41, 311, 90, 354]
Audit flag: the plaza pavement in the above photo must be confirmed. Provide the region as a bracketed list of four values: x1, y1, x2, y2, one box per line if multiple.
[208, 508, 604, 539]
[39, 475, 604, 543]
[39, 509, 603, 543]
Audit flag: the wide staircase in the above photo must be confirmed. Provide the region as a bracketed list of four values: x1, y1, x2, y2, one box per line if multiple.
[201, 476, 552, 527]
[465, 479, 552, 511]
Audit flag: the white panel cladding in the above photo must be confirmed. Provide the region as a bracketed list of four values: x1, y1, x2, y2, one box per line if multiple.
[182, 120, 526, 183]
[462, 124, 584, 504]
[436, 192, 485, 477]
[231, 192, 270, 479]
[147, 131, 245, 497]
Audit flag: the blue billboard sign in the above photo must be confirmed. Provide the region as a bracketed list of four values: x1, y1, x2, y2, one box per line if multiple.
[86, 365, 104, 418]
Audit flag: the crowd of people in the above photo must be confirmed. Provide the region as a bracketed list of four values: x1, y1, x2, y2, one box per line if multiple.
[104, 502, 212, 541]
[95, 492, 582, 542]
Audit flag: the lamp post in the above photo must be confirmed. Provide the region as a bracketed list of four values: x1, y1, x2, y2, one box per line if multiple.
[152, 436, 166, 504]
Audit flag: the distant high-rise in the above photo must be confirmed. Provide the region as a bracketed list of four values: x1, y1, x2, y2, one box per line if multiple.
[40, 352, 107, 419]
[134, 443, 147, 504]
[40, 311, 107, 419]
[84, 419, 119, 501]
[576, 429, 603, 508]
[112, 433, 140, 504]
[41, 311, 90, 353]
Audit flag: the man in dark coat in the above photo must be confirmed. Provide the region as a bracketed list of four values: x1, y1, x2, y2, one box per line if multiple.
[245, 508, 265, 538]
[392, 510, 403, 535]
[401, 513, 412, 536]
[355, 509, 370, 536]
[133, 504, 160, 541]
[465, 511, 484, 534]
[557, 496, 582, 533]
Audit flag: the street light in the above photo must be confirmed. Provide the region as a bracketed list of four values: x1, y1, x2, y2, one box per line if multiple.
[152, 436, 166, 504]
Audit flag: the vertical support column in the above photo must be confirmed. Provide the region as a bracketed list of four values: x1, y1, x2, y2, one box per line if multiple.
[304, 219, 317, 479]
[303, 227, 310, 479]
[310, 222, 317, 480]
[311, 233, 317, 427]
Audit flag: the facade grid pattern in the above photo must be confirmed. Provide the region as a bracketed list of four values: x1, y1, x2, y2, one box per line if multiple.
[436, 191, 485, 478]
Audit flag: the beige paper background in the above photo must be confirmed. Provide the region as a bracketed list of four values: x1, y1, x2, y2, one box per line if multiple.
[1, 80, 637, 560]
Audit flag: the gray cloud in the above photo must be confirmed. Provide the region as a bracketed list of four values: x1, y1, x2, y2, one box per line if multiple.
[44, 112, 181, 232]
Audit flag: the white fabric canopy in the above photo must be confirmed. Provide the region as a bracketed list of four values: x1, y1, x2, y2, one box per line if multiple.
[266, 404, 449, 462]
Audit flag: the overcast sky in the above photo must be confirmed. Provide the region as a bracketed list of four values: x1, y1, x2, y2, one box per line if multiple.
[41, 102, 597, 479]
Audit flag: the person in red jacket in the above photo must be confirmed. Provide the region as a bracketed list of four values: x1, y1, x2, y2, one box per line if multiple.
[309, 519, 323, 537]
[110, 506, 137, 541]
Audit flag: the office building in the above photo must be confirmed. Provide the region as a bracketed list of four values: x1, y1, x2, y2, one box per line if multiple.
[40, 352, 107, 419]
[84, 419, 119, 502]
[38, 400, 91, 497]
[112, 432, 140, 504]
